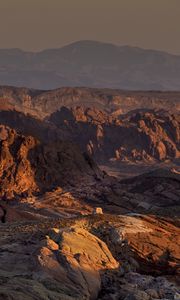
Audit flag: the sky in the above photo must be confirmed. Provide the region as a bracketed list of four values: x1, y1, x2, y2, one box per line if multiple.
[0, 0, 180, 54]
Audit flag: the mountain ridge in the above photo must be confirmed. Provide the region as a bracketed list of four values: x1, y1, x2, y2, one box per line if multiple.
[1, 40, 180, 90]
[1, 40, 180, 57]
[0, 86, 179, 120]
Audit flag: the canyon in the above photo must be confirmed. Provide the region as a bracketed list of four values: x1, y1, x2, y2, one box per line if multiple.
[0, 85, 179, 299]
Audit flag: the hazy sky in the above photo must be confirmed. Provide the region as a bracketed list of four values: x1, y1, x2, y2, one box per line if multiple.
[0, 0, 180, 54]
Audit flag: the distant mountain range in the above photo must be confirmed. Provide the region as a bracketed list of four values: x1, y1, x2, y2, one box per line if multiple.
[0, 40, 180, 90]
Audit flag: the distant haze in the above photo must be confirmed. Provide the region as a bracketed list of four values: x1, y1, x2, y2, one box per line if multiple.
[1, 41, 180, 90]
[0, 0, 180, 54]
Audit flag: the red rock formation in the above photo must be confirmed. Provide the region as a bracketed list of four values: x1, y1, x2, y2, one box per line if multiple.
[49, 108, 180, 162]
[0, 125, 102, 199]
[0, 86, 179, 118]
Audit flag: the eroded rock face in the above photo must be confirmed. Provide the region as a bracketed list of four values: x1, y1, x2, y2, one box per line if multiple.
[1, 86, 179, 118]
[0, 224, 118, 300]
[44, 226, 119, 299]
[0, 215, 179, 300]
[90, 215, 180, 300]
[0, 236, 77, 300]
[0, 87, 179, 163]
[108, 215, 180, 275]
[0, 125, 38, 198]
[48, 108, 180, 163]
[0, 125, 102, 199]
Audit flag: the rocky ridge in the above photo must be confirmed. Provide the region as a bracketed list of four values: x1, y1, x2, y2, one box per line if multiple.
[1, 41, 180, 90]
[49, 107, 180, 162]
[0, 125, 102, 199]
[0, 100, 179, 164]
[0, 86, 180, 119]
[0, 215, 179, 300]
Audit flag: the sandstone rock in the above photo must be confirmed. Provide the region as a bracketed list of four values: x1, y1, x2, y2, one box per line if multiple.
[48, 107, 180, 163]
[102, 214, 180, 277]
[93, 207, 103, 214]
[46, 226, 119, 299]
[0, 90, 179, 164]
[0, 223, 119, 300]
[0, 125, 103, 199]
[0, 213, 179, 300]
[0, 86, 179, 118]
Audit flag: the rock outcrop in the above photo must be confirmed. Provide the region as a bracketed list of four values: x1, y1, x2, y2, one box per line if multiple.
[45, 226, 118, 299]
[0, 86, 179, 164]
[0, 222, 118, 300]
[0, 86, 179, 119]
[116, 168, 180, 217]
[0, 125, 102, 199]
[0, 215, 179, 300]
[49, 107, 180, 163]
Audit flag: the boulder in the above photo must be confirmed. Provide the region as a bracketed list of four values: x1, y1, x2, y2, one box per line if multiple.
[41, 226, 119, 299]
[93, 207, 103, 215]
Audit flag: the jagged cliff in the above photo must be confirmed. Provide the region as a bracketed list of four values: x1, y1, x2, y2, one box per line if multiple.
[0, 125, 102, 199]
[49, 107, 180, 162]
[0, 89, 179, 163]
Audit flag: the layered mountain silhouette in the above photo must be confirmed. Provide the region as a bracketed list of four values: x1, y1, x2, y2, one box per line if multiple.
[1, 40, 180, 90]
